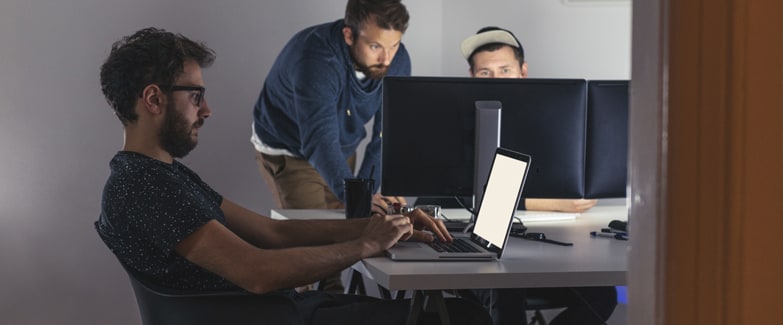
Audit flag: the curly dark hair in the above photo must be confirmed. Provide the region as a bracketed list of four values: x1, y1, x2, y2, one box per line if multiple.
[99, 27, 215, 126]
[344, 0, 409, 38]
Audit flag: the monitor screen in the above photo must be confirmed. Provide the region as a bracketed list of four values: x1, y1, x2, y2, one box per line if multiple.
[499, 79, 587, 198]
[381, 76, 477, 197]
[381, 76, 587, 200]
[585, 80, 629, 198]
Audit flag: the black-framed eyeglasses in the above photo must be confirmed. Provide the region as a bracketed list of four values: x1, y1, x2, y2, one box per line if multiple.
[158, 84, 206, 107]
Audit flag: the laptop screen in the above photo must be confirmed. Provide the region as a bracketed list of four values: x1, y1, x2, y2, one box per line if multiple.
[472, 150, 530, 249]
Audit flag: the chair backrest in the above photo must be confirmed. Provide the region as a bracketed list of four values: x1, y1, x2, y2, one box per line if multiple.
[123, 265, 301, 325]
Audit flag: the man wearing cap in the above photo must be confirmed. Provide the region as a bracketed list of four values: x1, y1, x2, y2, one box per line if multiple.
[458, 27, 618, 325]
[461, 27, 598, 213]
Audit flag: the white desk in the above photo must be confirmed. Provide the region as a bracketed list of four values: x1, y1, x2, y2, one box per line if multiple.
[272, 207, 580, 223]
[272, 202, 628, 324]
[271, 201, 628, 290]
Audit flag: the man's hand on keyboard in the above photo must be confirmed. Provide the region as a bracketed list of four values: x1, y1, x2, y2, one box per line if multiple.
[404, 208, 453, 243]
[371, 194, 407, 215]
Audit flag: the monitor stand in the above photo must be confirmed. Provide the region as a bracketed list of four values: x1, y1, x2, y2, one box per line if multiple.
[472, 100, 502, 225]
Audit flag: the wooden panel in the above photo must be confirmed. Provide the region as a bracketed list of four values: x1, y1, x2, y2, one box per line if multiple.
[738, 0, 783, 323]
[664, 0, 783, 323]
[666, 0, 705, 323]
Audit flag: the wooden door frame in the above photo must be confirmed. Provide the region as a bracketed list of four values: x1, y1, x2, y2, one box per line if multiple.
[629, 0, 783, 324]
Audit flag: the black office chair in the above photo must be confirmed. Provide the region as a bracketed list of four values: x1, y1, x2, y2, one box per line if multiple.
[524, 295, 568, 325]
[122, 265, 301, 325]
[451, 289, 566, 325]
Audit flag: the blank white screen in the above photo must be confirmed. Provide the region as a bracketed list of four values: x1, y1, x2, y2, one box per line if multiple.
[472, 154, 527, 247]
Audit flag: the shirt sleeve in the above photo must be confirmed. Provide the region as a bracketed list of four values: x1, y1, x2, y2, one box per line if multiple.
[129, 168, 225, 257]
[292, 58, 356, 202]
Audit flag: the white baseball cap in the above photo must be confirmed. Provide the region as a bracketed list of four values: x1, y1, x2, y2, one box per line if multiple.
[460, 27, 524, 60]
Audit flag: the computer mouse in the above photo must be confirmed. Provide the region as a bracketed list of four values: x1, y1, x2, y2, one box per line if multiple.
[608, 220, 627, 232]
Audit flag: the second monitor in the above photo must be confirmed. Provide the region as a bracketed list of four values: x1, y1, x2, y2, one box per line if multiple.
[381, 76, 587, 200]
[585, 80, 629, 198]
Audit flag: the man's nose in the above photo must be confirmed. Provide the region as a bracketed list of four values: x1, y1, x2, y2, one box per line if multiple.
[199, 98, 211, 118]
[380, 49, 392, 65]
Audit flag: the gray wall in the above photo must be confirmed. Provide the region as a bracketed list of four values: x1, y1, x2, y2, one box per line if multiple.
[0, 0, 629, 323]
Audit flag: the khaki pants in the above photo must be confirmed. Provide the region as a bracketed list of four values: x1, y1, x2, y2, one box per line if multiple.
[255, 151, 357, 209]
[254, 150, 357, 293]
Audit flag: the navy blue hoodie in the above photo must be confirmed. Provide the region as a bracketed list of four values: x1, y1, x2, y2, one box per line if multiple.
[252, 19, 411, 202]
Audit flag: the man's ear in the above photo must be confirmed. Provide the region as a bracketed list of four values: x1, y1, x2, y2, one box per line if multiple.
[140, 84, 165, 115]
[342, 26, 354, 47]
[521, 62, 528, 78]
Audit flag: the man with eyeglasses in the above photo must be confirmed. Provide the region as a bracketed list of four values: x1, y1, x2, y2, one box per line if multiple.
[95, 27, 490, 325]
[456, 27, 617, 325]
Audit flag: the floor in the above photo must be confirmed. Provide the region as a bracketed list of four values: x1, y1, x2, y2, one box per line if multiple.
[609, 303, 627, 325]
[538, 303, 626, 324]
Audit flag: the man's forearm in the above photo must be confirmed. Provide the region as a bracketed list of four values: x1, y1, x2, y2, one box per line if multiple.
[222, 198, 366, 248]
[262, 218, 369, 248]
[240, 239, 375, 294]
[177, 220, 377, 295]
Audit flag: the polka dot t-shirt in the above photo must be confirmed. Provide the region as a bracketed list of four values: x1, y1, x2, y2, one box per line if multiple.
[95, 151, 239, 291]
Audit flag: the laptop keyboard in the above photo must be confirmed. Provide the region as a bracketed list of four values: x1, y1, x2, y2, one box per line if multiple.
[428, 238, 481, 253]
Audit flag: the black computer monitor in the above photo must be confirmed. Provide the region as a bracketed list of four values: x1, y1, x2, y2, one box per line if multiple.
[585, 80, 629, 198]
[381, 76, 588, 200]
[497, 79, 588, 199]
[381, 76, 477, 198]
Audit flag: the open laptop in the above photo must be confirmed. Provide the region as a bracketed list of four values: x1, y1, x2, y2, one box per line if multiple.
[386, 147, 532, 261]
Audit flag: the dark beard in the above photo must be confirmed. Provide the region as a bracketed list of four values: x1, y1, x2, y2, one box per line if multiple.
[356, 63, 389, 80]
[159, 101, 202, 158]
[350, 45, 390, 80]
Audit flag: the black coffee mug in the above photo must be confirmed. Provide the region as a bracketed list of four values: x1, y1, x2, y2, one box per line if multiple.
[344, 178, 374, 219]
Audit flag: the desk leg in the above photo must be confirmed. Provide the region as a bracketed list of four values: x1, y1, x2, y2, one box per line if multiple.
[378, 285, 407, 300]
[347, 270, 366, 295]
[378, 285, 392, 299]
[406, 290, 450, 325]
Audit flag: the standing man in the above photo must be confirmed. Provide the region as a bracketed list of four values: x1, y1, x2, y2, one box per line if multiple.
[251, 0, 411, 293]
[96, 27, 491, 325]
[252, 0, 408, 212]
[459, 27, 617, 325]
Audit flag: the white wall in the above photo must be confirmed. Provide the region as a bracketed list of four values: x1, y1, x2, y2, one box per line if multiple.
[440, 0, 631, 78]
[0, 0, 629, 323]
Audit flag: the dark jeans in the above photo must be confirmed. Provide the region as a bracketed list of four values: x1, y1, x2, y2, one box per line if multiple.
[290, 291, 492, 325]
[469, 286, 617, 325]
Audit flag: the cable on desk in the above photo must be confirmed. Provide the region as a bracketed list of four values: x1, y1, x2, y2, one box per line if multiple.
[511, 232, 573, 246]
